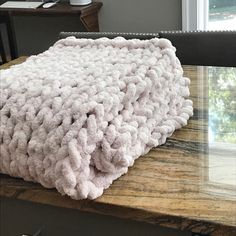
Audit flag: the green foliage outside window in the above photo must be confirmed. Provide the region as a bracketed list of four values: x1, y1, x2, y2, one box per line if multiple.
[208, 67, 236, 143]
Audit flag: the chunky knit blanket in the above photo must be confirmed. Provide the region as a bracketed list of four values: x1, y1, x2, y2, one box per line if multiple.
[0, 36, 193, 199]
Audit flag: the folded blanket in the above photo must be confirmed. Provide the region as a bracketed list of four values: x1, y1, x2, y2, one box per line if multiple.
[0, 36, 193, 199]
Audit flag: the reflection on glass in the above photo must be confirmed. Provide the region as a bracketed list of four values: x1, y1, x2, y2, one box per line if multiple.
[208, 67, 236, 187]
[208, 67, 236, 143]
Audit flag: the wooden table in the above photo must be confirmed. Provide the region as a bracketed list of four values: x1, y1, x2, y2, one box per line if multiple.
[0, 1, 103, 59]
[0, 58, 236, 236]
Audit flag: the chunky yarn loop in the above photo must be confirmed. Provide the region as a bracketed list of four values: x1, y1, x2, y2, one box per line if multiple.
[0, 37, 193, 199]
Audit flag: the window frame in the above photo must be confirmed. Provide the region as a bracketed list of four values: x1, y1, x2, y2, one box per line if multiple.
[182, 0, 209, 31]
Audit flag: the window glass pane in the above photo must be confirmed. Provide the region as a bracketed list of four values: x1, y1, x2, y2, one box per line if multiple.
[208, 0, 236, 30]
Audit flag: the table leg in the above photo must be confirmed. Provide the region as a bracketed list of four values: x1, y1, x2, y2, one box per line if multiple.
[5, 13, 18, 59]
[80, 9, 100, 32]
[0, 30, 7, 64]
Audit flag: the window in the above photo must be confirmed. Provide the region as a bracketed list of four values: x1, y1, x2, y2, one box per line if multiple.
[182, 0, 236, 31]
[208, 0, 236, 30]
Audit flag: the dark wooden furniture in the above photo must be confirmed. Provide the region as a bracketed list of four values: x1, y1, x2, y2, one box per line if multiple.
[0, 28, 7, 64]
[1, 31, 236, 235]
[1, 57, 236, 236]
[0, 14, 17, 62]
[0, 1, 103, 60]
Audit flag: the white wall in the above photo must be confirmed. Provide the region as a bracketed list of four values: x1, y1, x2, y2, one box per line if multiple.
[99, 0, 182, 32]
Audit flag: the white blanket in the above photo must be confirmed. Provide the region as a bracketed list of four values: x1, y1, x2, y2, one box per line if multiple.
[0, 37, 193, 199]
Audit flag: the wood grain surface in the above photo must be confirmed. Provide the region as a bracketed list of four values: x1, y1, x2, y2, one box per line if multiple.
[0, 57, 236, 236]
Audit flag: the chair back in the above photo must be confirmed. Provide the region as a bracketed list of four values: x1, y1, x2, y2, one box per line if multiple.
[59, 32, 159, 40]
[159, 31, 236, 67]
[59, 31, 236, 67]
